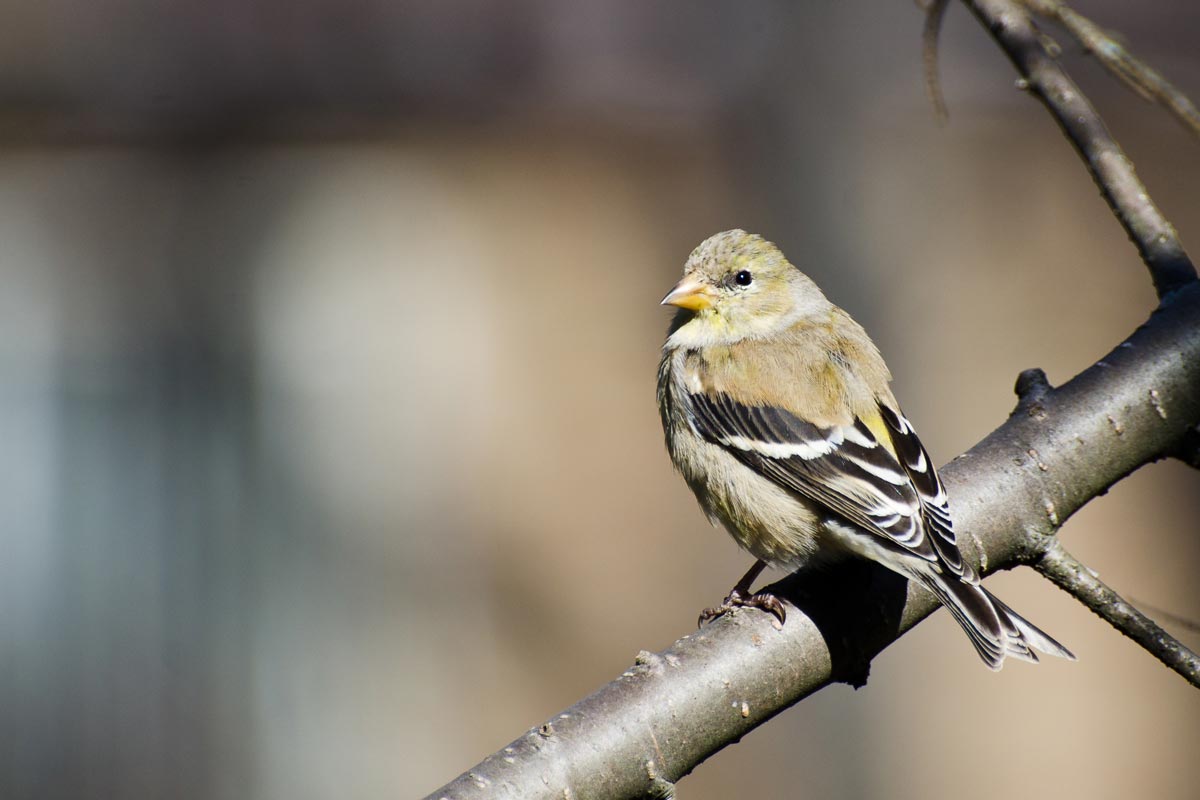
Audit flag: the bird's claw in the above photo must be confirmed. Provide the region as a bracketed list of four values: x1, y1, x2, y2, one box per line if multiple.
[698, 589, 787, 628]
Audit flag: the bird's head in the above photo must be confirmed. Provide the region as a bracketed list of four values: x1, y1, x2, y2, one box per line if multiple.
[661, 230, 830, 347]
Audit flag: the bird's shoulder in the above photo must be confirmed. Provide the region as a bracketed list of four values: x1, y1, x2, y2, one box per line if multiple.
[675, 307, 896, 427]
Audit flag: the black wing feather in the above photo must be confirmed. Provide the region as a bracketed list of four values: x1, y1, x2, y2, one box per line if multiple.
[878, 404, 972, 580]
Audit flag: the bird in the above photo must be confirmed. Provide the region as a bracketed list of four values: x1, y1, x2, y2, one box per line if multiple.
[656, 229, 1073, 669]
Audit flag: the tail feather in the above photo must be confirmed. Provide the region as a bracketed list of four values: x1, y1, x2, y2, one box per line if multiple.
[988, 591, 1076, 663]
[918, 571, 1074, 670]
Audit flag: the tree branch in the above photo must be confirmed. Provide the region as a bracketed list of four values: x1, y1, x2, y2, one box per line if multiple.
[963, 0, 1197, 298]
[424, 282, 1200, 800]
[1021, 0, 1200, 138]
[1035, 540, 1200, 688]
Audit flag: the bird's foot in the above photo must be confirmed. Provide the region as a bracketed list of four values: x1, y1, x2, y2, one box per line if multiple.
[698, 588, 787, 628]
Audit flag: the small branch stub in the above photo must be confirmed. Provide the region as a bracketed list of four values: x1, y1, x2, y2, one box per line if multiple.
[1015, 367, 1052, 398]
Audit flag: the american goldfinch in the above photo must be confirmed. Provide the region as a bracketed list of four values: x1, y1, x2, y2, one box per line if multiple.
[657, 230, 1073, 669]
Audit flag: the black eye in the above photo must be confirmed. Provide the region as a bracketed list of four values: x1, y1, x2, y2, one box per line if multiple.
[734, 270, 753, 286]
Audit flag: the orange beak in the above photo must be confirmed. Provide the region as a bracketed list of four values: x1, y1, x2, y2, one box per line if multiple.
[660, 275, 717, 311]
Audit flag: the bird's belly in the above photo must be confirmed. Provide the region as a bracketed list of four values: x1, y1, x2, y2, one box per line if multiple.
[681, 445, 826, 570]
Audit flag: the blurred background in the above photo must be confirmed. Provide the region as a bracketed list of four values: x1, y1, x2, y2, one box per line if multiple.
[1, 1, 1198, 798]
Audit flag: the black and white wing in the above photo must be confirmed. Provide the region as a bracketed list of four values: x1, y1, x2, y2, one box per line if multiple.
[687, 391, 972, 579]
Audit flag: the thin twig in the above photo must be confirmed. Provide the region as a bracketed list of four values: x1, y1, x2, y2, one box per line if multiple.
[922, 0, 952, 123]
[1036, 540, 1200, 688]
[963, 0, 1197, 299]
[1021, 0, 1200, 137]
[1128, 597, 1200, 636]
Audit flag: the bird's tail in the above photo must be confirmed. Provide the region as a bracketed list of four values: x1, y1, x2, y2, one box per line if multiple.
[918, 570, 1075, 670]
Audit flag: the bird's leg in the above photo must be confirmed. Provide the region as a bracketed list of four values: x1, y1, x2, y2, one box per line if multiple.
[728, 558, 768, 599]
[698, 559, 787, 627]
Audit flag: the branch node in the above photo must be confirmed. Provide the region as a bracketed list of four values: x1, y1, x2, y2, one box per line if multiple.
[1148, 388, 1167, 420]
[1015, 367, 1052, 399]
[644, 761, 677, 799]
[633, 649, 669, 676]
[1043, 498, 1059, 526]
[1013, 367, 1053, 418]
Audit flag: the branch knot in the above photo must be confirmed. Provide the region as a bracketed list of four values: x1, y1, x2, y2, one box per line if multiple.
[1013, 367, 1054, 419]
